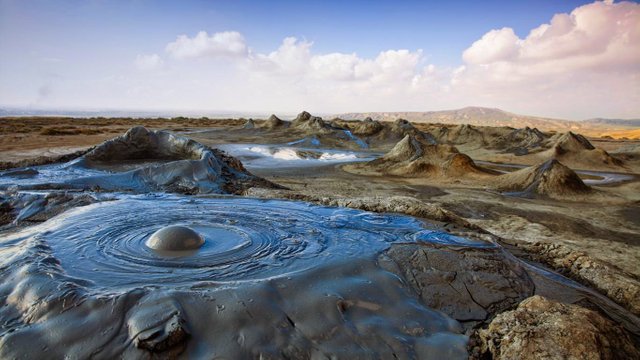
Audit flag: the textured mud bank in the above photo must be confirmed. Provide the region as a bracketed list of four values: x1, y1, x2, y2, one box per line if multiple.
[0, 195, 484, 358]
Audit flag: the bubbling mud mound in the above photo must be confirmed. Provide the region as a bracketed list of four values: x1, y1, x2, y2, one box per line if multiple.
[0, 195, 490, 358]
[1, 127, 279, 194]
[346, 135, 495, 178]
[26, 195, 488, 290]
[495, 159, 591, 198]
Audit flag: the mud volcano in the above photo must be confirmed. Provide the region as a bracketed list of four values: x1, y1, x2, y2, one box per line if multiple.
[146, 225, 204, 251]
[0, 126, 279, 194]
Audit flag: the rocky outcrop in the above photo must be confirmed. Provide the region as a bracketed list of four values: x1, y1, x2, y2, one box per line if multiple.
[495, 159, 591, 197]
[473, 295, 640, 359]
[519, 242, 640, 316]
[380, 242, 535, 330]
[361, 135, 494, 178]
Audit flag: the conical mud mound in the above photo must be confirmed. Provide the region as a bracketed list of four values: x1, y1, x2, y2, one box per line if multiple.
[430, 124, 485, 146]
[242, 118, 255, 129]
[291, 111, 336, 134]
[495, 159, 591, 197]
[542, 131, 623, 169]
[358, 135, 493, 178]
[260, 114, 286, 129]
[553, 131, 595, 152]
[72, 126, 280, 194]
[492, 126, 548, 155]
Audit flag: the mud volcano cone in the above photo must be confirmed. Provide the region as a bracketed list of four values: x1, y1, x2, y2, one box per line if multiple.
[496, 159, 591, 197]
[364, 135, 493, 178]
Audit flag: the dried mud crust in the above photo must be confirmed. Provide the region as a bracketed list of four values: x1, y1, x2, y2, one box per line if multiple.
[510, 240, 640, 317]
[469, 295, 640, 360]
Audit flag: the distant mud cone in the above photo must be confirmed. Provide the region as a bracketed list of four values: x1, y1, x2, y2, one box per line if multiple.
[495, 159, 591, 197]
[261, 114, 285, 129]
[243, 118, 255, 129]
[364, 135, 493, 178]
[491, 126, 548, 155]
[430, 124, 485, 146]
[545, 131, 624, 168]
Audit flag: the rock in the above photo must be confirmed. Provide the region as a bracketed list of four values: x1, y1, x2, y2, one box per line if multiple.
[521, 242, 640, 316]
[475, 295, 640, 359]
[128, 294, 189, 353]
[380, 242, 535, 329]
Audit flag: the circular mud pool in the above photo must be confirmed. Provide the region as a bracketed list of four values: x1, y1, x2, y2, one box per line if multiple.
[38, 196, 488, 290]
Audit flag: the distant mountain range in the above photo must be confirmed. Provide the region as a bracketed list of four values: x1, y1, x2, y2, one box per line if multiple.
[0, 107, 271, 119]
[338, 107, 640, 131]
[582, 118, 640, 127]
[2, 106, 639, 133]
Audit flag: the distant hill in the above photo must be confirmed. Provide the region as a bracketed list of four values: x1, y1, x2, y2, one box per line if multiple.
[582, 118, 640, 128]
[338, 107, 582, 131]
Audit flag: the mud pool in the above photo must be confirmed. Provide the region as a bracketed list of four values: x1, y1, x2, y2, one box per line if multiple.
[216, 143, 380, 169]
[13, 195, 488, 290]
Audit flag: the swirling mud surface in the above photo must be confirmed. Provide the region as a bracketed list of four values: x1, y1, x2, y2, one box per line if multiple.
[26, 195, 488, 290]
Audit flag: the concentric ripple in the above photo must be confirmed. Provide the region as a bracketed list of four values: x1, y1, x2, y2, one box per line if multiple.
[40, 195, 489, 290]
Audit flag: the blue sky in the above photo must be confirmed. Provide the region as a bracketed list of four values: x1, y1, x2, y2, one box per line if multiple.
[0, 0, 638, 119]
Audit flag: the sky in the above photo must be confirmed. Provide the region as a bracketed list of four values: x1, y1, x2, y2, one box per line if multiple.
[0, 0, 638, 119]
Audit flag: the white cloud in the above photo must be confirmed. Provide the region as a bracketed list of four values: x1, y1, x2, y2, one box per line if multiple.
[453, 0, 640, 118]
[134, 53, 163, 70]
[247, 37, 423, 84]
[462, 28, 520, 64]
[32, 1, 636, 119]
[165, 31, 247, 59]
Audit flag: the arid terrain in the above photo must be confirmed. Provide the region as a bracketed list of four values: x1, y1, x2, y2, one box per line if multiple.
[1, 112, 639, 358]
